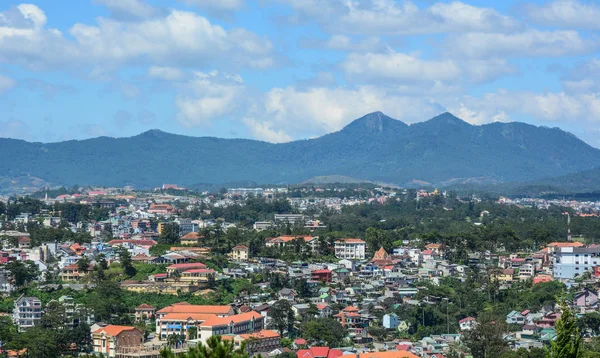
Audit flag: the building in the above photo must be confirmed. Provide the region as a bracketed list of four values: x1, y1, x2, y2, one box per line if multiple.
[274, 214, 305, 225]
[334, 306, 366, 334]
[231, 245, 249, 262]
[383, 313, 399, 329]
[61, 263, 92, 282]
[459, 317, 477, 331]
[92, 325, 143, 357]
[13, 295, 42, 331]
[167, 262, 207, 276]
[180, 268, 215, 283]
[231, 329, 280, 355]
[198, 311, 264, 344]
[156, 304, 235, 320]
[334, 238, 366, 260]
[135, 304, 155, 321]
[253, 221, 274, 231]
[157, 313, 216, 339]
[553, 246, 600, 280]
[180, 232, 204, 246]
[311, 269, 332, 283]
[18, 237, 31, 249]
[175, 218, 196, 237]
[149, 204, 175, 215]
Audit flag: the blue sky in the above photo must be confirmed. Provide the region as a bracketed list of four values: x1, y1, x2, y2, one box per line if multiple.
[1, 0, 600, 146]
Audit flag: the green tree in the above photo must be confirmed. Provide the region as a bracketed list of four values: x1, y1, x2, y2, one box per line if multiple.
[159, 223, 180, 245]
[77, 257, 92, 275]
[300, 318, 346, 347]
[5, 260, 39, 287]
[550, 298, 582, 358]
[462, 314, 509, 358]
[269, 299, 294, 337]
[160, 335, 247, 358]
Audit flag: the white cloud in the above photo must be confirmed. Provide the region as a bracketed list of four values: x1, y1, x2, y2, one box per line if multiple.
[445, 29, 598, 58]
[242, 117, 292, 143]
[0, 73, 15, 93]
[148, 66, 184, 81]
[175, 71, 245, 127]
[339, 52, 515, 84]
[278, 0, 521, 35]
[341, 52, 461, 83]
[562, 58, 600, 93]
[0, 4, 274, 72]
[301, 35, 387, 52]
[521, 0, 600, 30]
[178, 0, 245, 13]
[95, 0, 164, 21]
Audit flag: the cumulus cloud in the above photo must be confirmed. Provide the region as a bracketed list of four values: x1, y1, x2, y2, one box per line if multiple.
[0, 4, 274, 72]
[278, 0, 521, 35]
[445, 29, 598, 58]
[561, 58, 600, 93]
[339, 52, 515, 85]
[175, 70, 245, 127]
[177, 0, 245, 16]
[242, 117, 293, 143]
[94, 0, 166, 21]
[521, 0, 600, 30]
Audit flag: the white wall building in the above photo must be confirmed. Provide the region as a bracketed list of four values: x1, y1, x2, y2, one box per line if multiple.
[334, 238, 366, 260]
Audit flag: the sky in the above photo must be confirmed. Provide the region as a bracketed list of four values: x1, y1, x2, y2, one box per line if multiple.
[1, 0, 600, 146]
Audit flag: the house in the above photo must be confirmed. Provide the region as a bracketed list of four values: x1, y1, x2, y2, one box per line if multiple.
[13, 295, 42, 331]
[278, 288, 298, 301]
[383, 313, 399, 329]
[135, 304, 155, 321]
[296, 347, 343, 358]
[574, 289, 599, 307]
[506, 310, 526, 325]
[316, 304, 332, 318]
[232, 329, 281, 355]
[180, 232, 204, 246]
[148, 204, 174, 215]
[198, 311, 264, 344]
[334, 238, 366, 260]
[232, 245, 249, 262]
[495, 269, 515, 282]
[311, 269, 332, 283]
[421, 250, 438, 261]
[180, 268, 215, 283]
[156, 304, 234, 320]
[166, 262, 207, 276]
[61, 263, 93, 282]
[92, 325, 143, 357]
[533, 274, 553, 285]
[334, 306, 366, 334]
[18, 237, 31, 249]
[459, 317, 477, 331]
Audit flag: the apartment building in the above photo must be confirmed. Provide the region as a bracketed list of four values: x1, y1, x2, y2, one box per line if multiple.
[198, 311, 264, 344]
[334, 238, 367, 260]
[553, 246, 600, 280]
[92, 325, 143, 357]
[13, 295, 42, 331]
[231, 245, 249, 262]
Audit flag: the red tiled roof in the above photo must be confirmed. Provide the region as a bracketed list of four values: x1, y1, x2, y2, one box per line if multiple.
[157, 304, 232, 315]
[136, 304, 155, 310]
[183, 268, 215, 274]
[199, 311, 262, 327]
[239, 329, 280, 340]
[92, 325, 139, 337]
[167, 262, 207, 270]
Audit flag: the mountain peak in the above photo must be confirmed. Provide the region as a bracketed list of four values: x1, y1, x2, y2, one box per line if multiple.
[425, 112, 471, 127]
[342, 111, 408, 134]
[137, 129, 170, 138]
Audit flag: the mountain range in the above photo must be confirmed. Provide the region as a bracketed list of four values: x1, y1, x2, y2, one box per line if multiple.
[2, 111, 600, 191]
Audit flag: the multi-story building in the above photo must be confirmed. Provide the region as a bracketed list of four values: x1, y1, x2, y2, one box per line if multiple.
[334, 306, 366, 335]
[553, 246, 600, 280]
[175, 218, 196, 237]
[180, 268, 215, 283]
[92, 325, 143, 357]
[13, 295, 42, 331]
[157, 313, 216, 339]
[155, 304, 235, 336]
[231, 330, 280, 355]
[519, 264, 535, 280]
[231, 245, 249, 262]
[198, 311, 264, 344]
[61, 263, 92, 282]
[274, 214, 305, 225]
[334, 238, 366, 260]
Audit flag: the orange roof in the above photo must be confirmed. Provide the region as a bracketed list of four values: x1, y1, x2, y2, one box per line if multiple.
[157, 304, 232, 315]
[239, 329, 280, 340]
[547, 242, 584, 248]
[342, 306, 359, 312]
[136, 304, 155, 310]
[335, 238, 365, 244]
[359, 351, 418, 358]
[92, 325, 139, 337]
[161, 313, 216, 321]
[200, 311, 262, 327]
[425, 243, 442, 249]
[271, 236, 313, 243]
[181, 232, 203, 240]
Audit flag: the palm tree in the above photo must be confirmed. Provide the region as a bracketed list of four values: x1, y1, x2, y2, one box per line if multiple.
[160, 335, 248, 358]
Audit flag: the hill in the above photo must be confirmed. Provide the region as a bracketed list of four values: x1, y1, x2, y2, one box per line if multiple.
[2, 111, 600, 190]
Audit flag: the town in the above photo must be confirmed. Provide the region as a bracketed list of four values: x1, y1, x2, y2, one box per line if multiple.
[1, 184, 600, 358]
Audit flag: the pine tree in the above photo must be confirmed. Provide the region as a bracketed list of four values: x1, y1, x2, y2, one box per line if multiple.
[550, 297, 582, 358]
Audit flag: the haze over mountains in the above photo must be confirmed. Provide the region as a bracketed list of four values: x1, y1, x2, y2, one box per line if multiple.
[2, 112, 600, 191]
